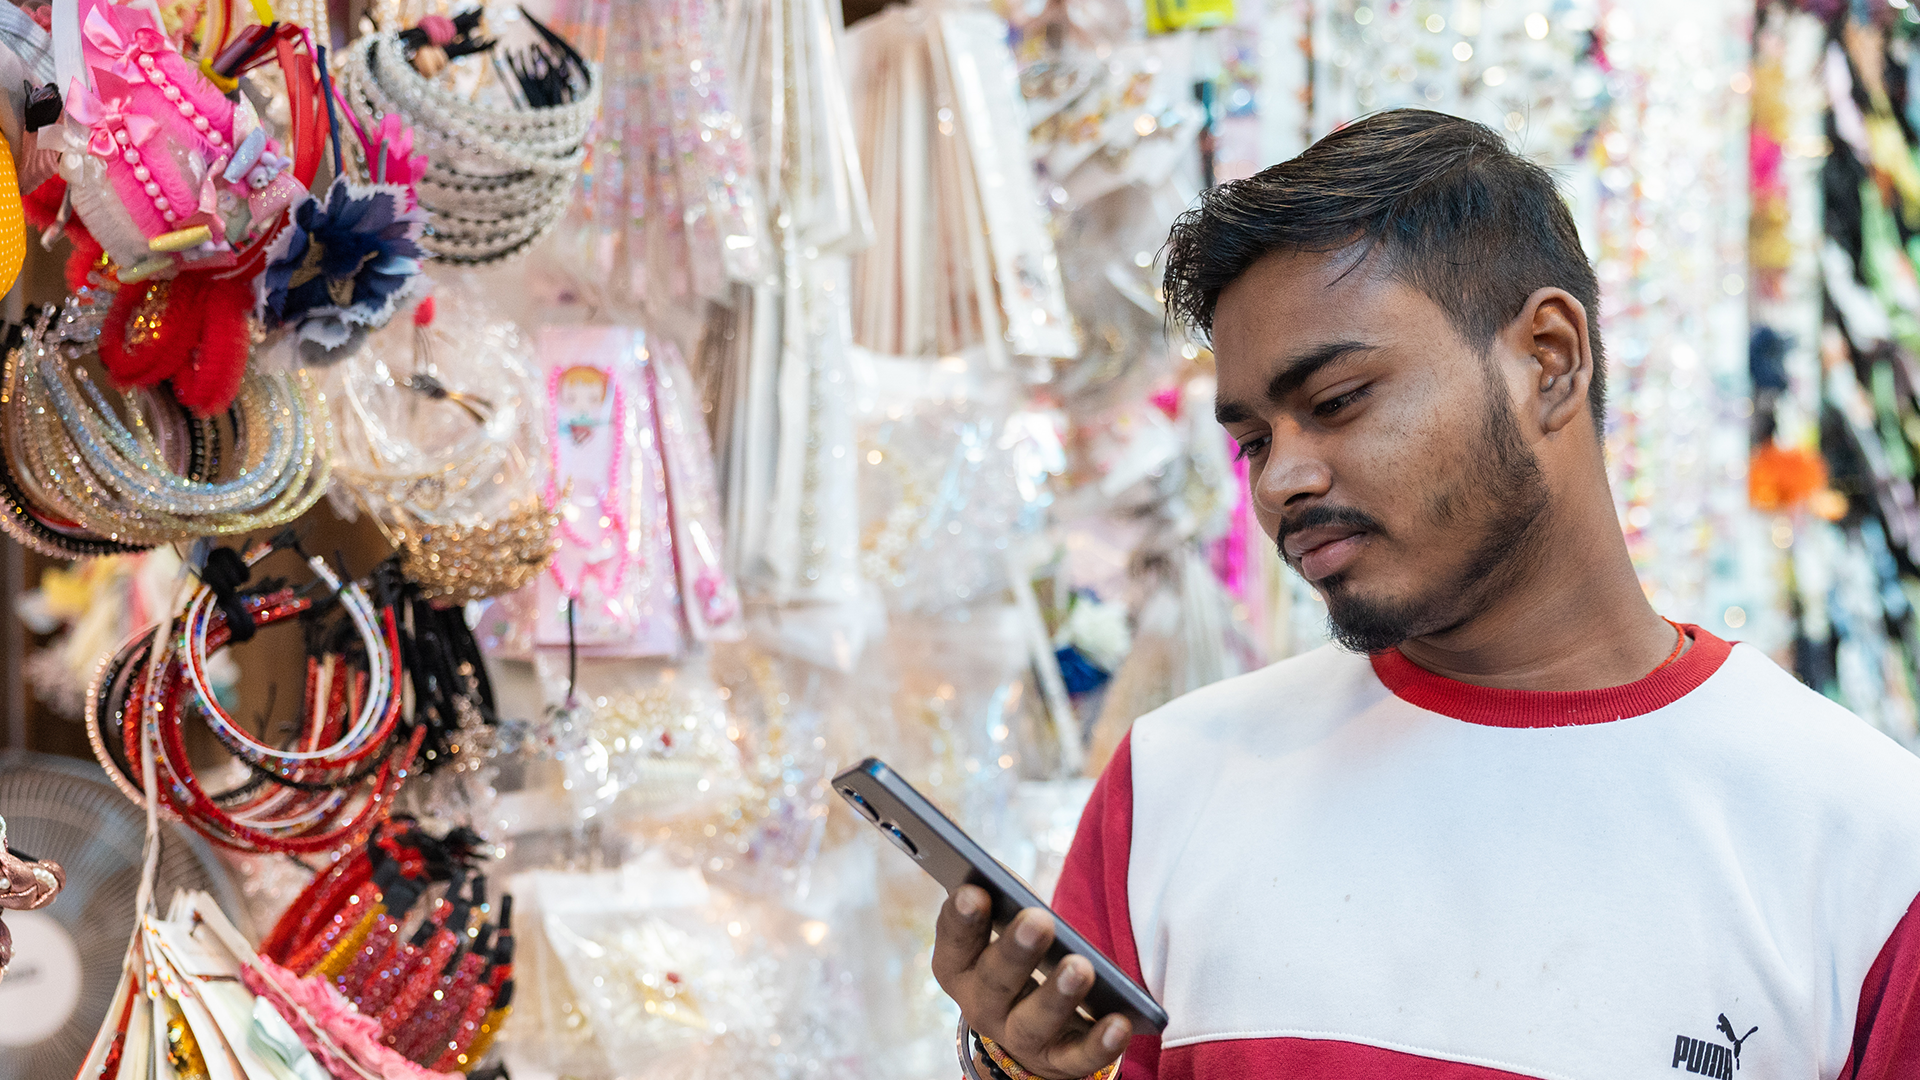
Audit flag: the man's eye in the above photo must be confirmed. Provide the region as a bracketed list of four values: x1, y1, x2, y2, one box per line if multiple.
[1234, 436, 1270, 462]
[1314, 386, 1372, 417]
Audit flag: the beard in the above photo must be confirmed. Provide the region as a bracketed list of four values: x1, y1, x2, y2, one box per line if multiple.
[1285, 374, 1553, 654]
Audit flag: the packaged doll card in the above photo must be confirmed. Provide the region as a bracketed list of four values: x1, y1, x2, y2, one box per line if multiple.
[534, 325, 684, 657]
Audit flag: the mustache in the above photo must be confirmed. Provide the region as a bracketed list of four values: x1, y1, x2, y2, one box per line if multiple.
[1275, 505, 1387, 558]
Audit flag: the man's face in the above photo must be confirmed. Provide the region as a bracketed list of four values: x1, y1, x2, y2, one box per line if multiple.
[1212, 250, 1552, 652]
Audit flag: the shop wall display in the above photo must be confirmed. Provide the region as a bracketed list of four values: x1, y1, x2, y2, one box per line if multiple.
[7, 0, 1920, 1077]
[1753, 0, 1920, 742]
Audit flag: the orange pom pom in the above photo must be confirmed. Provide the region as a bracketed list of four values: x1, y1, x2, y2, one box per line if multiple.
[1749, 442, 1828, 511]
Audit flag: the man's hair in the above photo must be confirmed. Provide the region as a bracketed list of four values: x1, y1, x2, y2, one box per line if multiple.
[1162, 108, 1606, 428]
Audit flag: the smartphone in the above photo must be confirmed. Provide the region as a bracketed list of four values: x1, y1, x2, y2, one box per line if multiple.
[833, 756, 1169, 1035]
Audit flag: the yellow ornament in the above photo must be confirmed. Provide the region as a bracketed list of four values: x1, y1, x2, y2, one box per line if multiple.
[0, 130, 24, 298]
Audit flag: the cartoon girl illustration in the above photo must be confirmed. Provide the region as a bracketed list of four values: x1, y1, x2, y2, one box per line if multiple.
[556, 365, 611, 446]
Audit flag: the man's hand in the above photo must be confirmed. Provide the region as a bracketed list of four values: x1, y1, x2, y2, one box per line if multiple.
[932, 884, 1132, 1080]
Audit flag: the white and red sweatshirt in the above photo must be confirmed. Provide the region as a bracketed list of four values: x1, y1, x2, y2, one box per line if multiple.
[1052, 627, 1920, 1079]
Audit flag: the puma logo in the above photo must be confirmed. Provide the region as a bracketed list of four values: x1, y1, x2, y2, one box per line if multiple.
[1671, 1014, 1756, 1077]
[1716, 1015, 1757, 1067]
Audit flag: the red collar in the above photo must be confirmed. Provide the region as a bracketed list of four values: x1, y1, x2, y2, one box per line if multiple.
[1368, 624, 1734, 728]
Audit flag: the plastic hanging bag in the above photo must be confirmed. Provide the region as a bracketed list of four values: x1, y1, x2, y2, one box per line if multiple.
[521, 858, 781, 1078]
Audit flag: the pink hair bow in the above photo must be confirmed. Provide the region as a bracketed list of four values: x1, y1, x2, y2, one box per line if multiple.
[81, 5, 167, 84]
[65, 75, 157, 159]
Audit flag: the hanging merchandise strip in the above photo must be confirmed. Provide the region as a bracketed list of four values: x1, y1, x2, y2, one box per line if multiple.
[573, 0, 769, 308]
[479, 325, 740, 660]
[337, 10, 599, 266]
[846, 3, 1074, 367]
[529, 325, 682, 656]
[1574, 0, 1767, 647]
[708, 0, 870, 628]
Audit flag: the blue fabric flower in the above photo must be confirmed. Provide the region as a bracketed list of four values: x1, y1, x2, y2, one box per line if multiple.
[260, 176, 425, 362]
[1055, 645, 1112, 696]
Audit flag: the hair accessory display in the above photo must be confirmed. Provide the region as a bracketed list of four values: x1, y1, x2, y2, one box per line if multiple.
[37, 5, 387, 414]
[0, 296, 332, 552]
[250, 821, 514, 1077]
[83, 536, 428, 854]
[338, 10, 599, 265]
[0, 0, 434, 421]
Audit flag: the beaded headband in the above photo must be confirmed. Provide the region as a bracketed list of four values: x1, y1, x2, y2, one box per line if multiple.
[337, 16, 596, 266]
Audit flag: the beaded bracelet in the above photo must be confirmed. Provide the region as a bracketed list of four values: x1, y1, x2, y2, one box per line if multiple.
[973, 1031, 1120, 1080]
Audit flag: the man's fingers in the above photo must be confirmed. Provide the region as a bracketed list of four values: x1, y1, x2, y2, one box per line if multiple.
[1039, 1014, 1133, 1079]
[932, 885, 993, 987]
[970, 908, 1057, 1004]
[1002, 953, 1095, 1054]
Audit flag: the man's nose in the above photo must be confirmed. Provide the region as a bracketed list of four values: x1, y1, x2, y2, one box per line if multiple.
[1254, 424, 1332, 513]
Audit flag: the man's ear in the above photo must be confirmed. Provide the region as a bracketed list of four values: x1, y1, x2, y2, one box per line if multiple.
[1507, 287, 1592, 436]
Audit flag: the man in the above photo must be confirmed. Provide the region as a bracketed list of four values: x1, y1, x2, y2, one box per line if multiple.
[930, 109, 1920, 1079]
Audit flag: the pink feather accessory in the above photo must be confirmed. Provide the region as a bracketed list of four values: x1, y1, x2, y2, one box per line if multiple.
[244, 956, 465, 1080]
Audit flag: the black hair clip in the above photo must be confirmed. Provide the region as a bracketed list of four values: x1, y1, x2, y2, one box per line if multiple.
[23, 82, 60, 132]
[198, 545, 258, 643]
[496, 7, 588, 109]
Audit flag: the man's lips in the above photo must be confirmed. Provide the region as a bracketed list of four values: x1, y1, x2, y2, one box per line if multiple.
[1283, 525, 1368, 582]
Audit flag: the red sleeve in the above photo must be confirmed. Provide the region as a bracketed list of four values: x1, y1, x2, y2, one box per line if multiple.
[1842, 893, 1920, 1077]
[1051, 732, 1162, 1079]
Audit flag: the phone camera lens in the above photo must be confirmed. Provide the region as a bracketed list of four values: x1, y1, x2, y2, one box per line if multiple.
[840, 788, 881, 822]
[882, 822, 920, 859]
